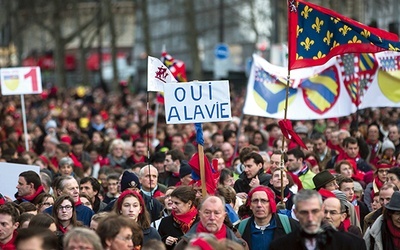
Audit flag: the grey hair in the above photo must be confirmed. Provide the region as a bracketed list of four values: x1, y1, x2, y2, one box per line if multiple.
[293, 189, 323, 207]
[63, 227, 103, 250]
[56, 176, 77, 192]
[139, 165, 158, 178]
[108, 138, 125, 153]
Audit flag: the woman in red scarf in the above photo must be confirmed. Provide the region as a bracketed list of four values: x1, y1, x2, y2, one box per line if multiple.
[158, 186, 198, 250]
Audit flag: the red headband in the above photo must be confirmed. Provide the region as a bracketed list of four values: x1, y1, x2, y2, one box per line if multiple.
[246, 186, 277, 213]
[117, 190, 145, 214]
[376, 163, 392, 170]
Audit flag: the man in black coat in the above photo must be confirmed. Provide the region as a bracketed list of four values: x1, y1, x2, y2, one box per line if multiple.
[234, 152, 271, 196]
[270, 189, 366, 250]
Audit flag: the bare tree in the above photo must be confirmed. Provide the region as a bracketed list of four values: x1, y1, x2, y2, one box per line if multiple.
[23, 0, 98, 88]
[183, 0, 202, 80]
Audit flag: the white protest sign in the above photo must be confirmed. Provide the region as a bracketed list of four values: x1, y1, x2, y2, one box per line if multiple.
[164, 80, 232, 124]
[0, 162, 40, 199]
[0, 67, 42, 95]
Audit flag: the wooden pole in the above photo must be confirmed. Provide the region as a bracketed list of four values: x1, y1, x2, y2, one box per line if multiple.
[198, 144, 207, 198]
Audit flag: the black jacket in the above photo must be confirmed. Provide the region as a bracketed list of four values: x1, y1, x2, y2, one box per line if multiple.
[158, 215, 198, 250]
[270, 224, 366, 250]
[234, 170, 271, 194]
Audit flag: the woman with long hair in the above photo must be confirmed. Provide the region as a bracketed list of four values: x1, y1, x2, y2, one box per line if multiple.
[158, 186, 198, 250]
[113, 190, 161, 244]
[52, 195, 77, 236]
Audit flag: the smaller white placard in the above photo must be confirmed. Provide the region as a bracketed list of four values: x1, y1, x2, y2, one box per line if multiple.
[1, 67, 42, 95]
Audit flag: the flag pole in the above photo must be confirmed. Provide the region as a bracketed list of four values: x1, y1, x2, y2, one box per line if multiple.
[277, 0, 295, 210]
[198, 143, 207, 198]
[195, 122, 207, 198]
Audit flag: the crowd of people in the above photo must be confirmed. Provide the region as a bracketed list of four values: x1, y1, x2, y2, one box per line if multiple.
[0, 85, 400, 250]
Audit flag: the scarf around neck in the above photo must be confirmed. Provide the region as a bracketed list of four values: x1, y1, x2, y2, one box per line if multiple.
[387, 217, 400, 249]
[16, 185, 44, 202]
[172, 206, 198, 233]
[196, 221, 227, 240]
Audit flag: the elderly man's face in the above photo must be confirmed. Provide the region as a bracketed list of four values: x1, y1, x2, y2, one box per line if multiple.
[199, 197, 226, 233]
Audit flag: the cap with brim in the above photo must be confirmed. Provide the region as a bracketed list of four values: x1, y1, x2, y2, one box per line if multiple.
[313, 170, 335, 190]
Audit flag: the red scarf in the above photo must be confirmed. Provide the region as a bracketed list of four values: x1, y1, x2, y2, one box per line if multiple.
[336, 151, 360, 163]
[387, 218, 400, 249]
[58, 224, 69, 234]
[196, 222, 227, 240]
[0, 230, 17, 250]
[16, 185, 44, 203]
[74, 197, 82, 207]
[172, 206, 198, 233]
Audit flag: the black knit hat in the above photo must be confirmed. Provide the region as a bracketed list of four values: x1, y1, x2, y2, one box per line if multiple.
[120, 171, 141, 192]
[179, 161, 192, 178]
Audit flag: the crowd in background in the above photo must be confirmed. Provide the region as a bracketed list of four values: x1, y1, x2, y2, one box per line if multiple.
[0, 85, 400, 249]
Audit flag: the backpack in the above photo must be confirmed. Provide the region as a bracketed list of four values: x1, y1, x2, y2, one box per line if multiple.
[238, 213, 291, 235]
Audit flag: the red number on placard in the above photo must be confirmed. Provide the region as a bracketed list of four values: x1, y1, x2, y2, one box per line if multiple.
[24, 68, 38, 91]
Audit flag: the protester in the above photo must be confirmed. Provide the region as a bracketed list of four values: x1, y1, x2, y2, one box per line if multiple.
[63, 227, 103, 250]
[113, 190, 161, 243]
[175, 196, 247, 249]
[0, 203, 20, 250]
[234, 152, 271, 194]
[96, 214, 143, 250]
[15, 228, 58, 250]
[46, 176, 93, 226]
[153, 186, 175, 230]
[52, 195, 78, 237]
[15, 170, 45, 205]
[158, 186, 198, 250]
[35, 193, 55, 213]
[364, 191, 400, 250]
[237, 186, 299, 250]
[269, 189, 366, 249]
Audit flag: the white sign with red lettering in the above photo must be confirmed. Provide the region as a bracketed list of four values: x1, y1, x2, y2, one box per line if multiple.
[0, 67, 42, 95]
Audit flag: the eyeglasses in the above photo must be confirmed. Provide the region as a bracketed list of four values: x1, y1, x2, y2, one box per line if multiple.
[42, 202, 53, 207]
[251, 199, 270, 205]
[378, 169, 389, 174]
[115, 235, 133, 242]
[324, 210, 343, 216]
[58, 205, 73, 211]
